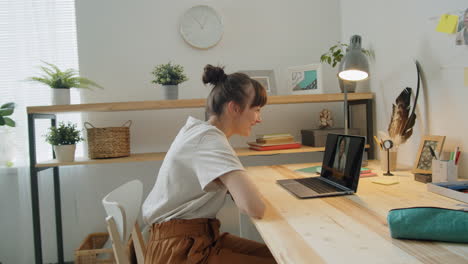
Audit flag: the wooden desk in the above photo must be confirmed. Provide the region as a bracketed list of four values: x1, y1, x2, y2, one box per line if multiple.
[247, 161, 468, 264]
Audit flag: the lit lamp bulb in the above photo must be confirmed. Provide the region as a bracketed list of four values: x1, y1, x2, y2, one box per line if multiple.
[338, 35, 369, 81]
[338, 70, 368, 81]
[338, 35, 370, 135]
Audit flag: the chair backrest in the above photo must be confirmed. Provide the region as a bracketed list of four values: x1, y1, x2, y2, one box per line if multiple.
[102, 180, 145, 264]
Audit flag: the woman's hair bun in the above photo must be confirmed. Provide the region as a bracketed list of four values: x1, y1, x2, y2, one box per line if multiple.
[202, 64, 227, 85]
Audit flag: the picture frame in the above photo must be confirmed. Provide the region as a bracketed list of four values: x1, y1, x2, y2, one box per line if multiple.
[288, 64, 322, 94]
[239, 70, 277, 95]
[413, 135, 446, 174]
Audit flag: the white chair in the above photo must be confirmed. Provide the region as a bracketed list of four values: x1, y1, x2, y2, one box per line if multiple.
[102, 180, 146, 264]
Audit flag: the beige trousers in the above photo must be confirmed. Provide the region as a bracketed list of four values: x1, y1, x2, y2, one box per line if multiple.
[144, 218, 277, 264]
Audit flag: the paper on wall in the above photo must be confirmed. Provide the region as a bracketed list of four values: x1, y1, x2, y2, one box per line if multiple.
[436, 14, 459, 33]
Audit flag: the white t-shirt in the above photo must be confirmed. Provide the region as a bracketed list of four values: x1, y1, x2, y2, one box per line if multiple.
[142, 116, 245, 225]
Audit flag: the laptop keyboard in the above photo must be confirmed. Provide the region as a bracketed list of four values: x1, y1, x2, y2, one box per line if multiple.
[295, 178, 343, 194]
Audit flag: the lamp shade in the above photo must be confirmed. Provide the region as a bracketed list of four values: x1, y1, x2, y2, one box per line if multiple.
[338, 35, 369, 81]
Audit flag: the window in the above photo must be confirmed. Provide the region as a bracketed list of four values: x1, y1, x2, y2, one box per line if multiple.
[0, 0, 82, 166]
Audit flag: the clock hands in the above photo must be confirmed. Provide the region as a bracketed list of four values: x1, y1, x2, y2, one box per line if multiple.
[189, 13, 204, 29]
[189, 13, 208, 30]
[200, 13, 208, 29]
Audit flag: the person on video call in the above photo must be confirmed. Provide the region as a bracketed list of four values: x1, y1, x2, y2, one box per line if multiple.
[333, 137, 347, 172]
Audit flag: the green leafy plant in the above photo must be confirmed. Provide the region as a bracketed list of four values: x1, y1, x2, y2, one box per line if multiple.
[45, 122, 84, 145]
[28, 61, 103, 89]
[320, 42, 372, 68]
[0, 102, 15, 127]
[151, 62, 188, 85]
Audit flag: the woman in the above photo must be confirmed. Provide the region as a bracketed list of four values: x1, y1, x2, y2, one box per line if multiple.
[142, 65, 276, 264]
[333, 136, 347, 173]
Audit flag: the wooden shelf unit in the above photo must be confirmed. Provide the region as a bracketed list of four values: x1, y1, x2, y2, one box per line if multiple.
[36, 144, 371, 168]
[27, 92, 374, 264]
[27, 93, 373, 114]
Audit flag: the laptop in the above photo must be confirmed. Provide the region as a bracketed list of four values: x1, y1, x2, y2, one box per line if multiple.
[277, 134, 365, 199]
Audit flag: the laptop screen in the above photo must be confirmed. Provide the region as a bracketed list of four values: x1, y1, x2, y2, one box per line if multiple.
[320, 134, 365, 192]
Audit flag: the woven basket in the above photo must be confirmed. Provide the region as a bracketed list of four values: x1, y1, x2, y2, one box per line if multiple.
[74, 232, 114, 264]
[85, 121, 131, 159]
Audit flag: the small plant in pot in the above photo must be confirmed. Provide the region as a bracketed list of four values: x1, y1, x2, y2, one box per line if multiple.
[28, 61, 103, 105]
[320, 42, 371, 93]
[45, 122, 84, 162]
[151, 62, 188, 100]
[0, 102, 16, 167]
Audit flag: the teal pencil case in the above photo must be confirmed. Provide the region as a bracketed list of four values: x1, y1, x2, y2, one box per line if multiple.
[387, 207, 468, 243]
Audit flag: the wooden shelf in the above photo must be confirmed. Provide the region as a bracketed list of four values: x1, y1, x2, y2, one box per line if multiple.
[27, 93, 373, 114]
[35, 144, 370, 167]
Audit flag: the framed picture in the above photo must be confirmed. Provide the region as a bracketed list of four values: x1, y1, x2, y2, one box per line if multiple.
[239, 70, 277, 95]
[288, 64, 322, 94]
[413, 135, 446, 174]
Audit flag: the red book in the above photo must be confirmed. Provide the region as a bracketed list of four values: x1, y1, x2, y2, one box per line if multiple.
[249, 143, 301, 151]
[360, 172, 377, 178]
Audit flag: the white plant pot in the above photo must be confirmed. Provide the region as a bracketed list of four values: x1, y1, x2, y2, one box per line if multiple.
[0, 127, 16, 167]
[53, 144, 76, 162]
[52, 89, 71, 105]
[162, 85, 178, 100]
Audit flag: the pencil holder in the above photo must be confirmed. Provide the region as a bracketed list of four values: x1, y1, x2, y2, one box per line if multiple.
[432, 160, 458, 183]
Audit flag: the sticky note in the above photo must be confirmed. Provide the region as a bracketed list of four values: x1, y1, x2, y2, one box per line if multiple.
[372, 178, 399, 185]
[464, 67, 468, 87]
[436, 14, 459, 34]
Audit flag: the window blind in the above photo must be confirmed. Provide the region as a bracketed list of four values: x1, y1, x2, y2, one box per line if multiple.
[0, 0, 82, 165]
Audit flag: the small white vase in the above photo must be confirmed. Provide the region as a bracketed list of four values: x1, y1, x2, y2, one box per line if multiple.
[162, 85, 178, 100]
[53, 144, 76, 162]
[52, 88, 71, 105]
[0, 127, 16, 167]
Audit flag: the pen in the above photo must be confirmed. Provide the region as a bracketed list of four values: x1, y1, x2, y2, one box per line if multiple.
[455, 150, 461, 165]
[429, 146, 438, 160]
[373, 136, 382, 150]
[454, 146, 459, 161]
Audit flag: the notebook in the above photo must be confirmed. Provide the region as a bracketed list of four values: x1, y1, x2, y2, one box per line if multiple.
[277, 134, 365, 199]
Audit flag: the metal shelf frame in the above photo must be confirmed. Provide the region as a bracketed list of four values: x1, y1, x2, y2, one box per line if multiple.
[28, 113, 64, 264]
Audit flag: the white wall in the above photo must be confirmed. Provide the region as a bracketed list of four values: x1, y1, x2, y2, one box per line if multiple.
[9, 1, 468, 263]
[340, 0, 468, 176]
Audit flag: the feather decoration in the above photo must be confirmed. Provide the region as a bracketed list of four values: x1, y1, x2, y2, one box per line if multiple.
[387, 61, 421, 146]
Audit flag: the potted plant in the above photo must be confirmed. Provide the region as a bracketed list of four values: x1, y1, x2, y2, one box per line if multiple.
[320, 42, 371, 93]
[151, 62, 188, 100]
[45, 122, 84, 162]
[0, 102, 16, 167]
[28, 61, 103, 105]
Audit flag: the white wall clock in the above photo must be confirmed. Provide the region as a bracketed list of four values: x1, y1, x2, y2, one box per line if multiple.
[180, 5, 223, 49]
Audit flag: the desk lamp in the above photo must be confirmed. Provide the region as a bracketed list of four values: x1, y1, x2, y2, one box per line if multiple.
[338, 35, 369, 135]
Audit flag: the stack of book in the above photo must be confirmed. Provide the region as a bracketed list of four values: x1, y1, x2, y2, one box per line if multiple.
[360, 168, 377, 177]
[248, 133, 301, 151]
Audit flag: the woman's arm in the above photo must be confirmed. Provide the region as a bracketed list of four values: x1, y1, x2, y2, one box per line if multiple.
[219, 170, 266, 219]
